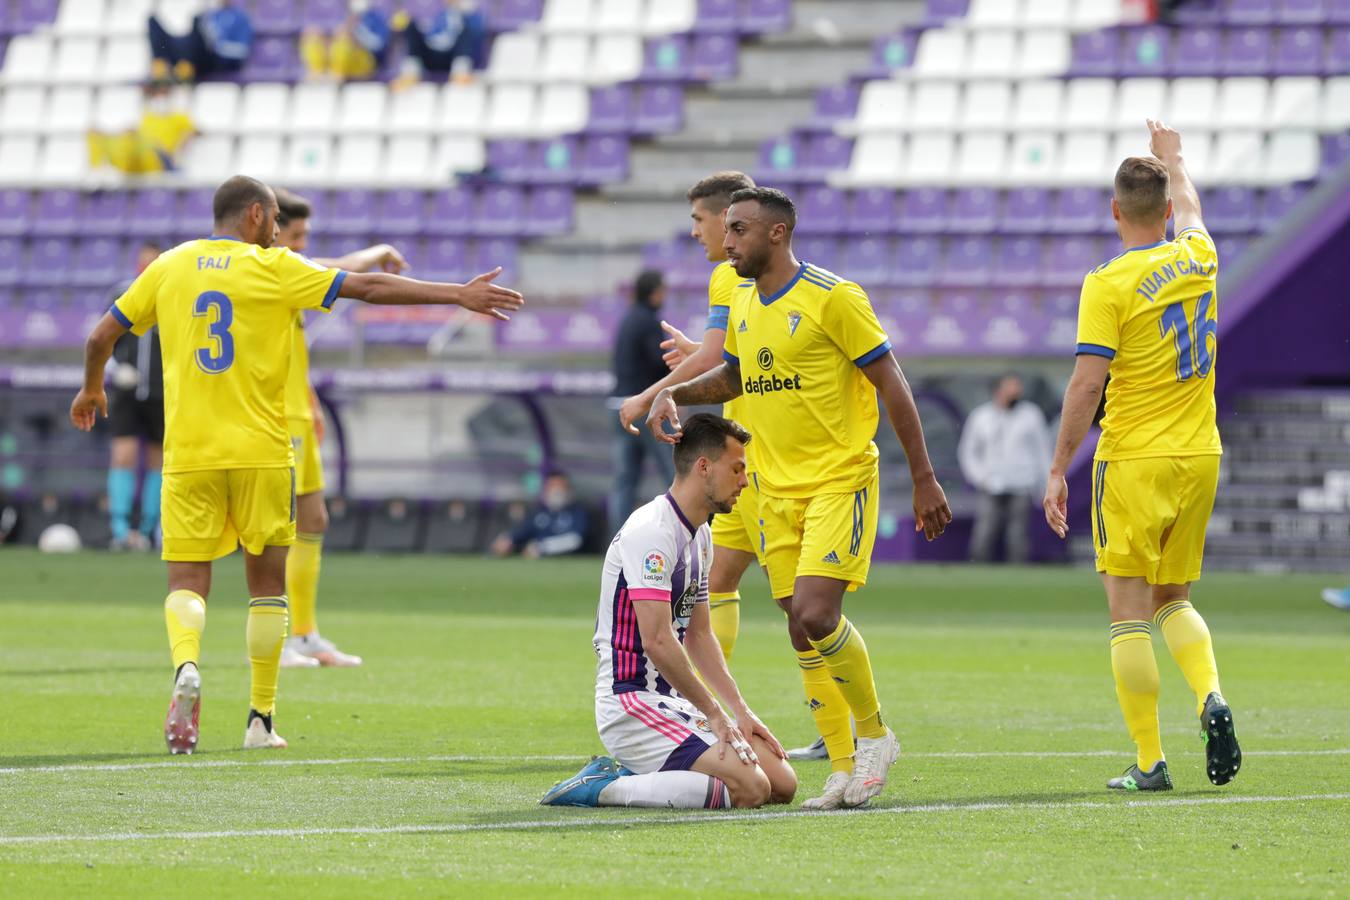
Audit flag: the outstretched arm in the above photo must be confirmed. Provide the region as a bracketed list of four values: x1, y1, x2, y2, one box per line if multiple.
[862, 352, 952, 540]
[70, 312, 128, 430]
[644, 362, 743, 444]
[619, 324, 726, 435]
[314, 243, 409, 275]
[1148, 118, 1205, 235]
[1043, 354, 1111, 538]
[339, 266, 523, 320]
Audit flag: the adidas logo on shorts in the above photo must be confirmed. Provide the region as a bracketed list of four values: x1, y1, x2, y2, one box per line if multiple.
[822, 550, 841, 565]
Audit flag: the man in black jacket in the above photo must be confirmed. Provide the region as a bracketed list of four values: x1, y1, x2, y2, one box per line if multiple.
[608, 270, 675, 533]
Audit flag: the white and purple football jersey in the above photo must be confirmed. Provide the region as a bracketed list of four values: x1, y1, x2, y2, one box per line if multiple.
[593, 492, 711, 699]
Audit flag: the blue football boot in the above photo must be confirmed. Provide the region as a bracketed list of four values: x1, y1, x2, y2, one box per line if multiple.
[540, 756, 622, 807]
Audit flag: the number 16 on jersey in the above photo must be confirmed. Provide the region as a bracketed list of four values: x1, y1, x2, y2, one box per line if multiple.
[1159, 291, 1216, 382]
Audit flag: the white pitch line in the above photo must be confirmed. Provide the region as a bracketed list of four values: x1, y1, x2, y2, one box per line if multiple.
[2, 748, 1347, 777]
[1, 792, 1347, 846]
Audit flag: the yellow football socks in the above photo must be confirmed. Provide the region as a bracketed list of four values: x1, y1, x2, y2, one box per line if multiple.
[286, 532, 323, 636]
[246, 596, 289, 715]
[1110, 621, 1164, 771]
[809, 616, 886, 740]
[164, 590, 206, 671]
[707, 591, 740, 662]
[1154, 600, 1222, 716]
[797, 649, 855, 774]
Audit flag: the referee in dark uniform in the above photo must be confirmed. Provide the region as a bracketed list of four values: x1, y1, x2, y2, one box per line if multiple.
[107, 242, 164, 550]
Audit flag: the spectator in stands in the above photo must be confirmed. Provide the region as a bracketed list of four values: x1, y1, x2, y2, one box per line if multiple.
[88, 81, 196, 175]
[300, 0, 393, 83]
[391, 0, 486, 90]
[609, 270, 676, 533]
[148, 0, 254, 83]
[958, 374, 1051, 564]
[106, 242, 165, 551]
[490, 471, 590, 559]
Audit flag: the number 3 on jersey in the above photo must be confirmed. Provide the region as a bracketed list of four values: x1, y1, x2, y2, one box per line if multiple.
[1159, 291, 1216, 382]
[193, 291, 235, 374]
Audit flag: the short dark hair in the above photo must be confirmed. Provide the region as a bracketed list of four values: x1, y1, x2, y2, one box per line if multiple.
[686, 171, 756, 212]
[138, 240, 162, 254]
[1114, 156, 1170, 223]
[673, 413, 751, 476]
[274, 187, 312, 227]
[728, 186, 796, 231]
[213, 175, 273, 227]
[635, 269, 664, 307]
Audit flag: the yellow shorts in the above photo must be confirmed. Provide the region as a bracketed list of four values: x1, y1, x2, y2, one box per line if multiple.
[161, 467, 296, 562]
[289, 417, 325, 497]
[710, 470, 764, 564]
[1091, 454, 1220, 585]
[759, 471, 879, 600]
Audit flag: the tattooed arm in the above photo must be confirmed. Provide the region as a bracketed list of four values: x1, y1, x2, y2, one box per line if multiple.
[645, 362, 743, 444]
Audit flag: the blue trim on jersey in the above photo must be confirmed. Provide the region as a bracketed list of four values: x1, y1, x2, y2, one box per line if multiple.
[1076, 342, 1117, 360]
[805, 264, 839, 285]
[800, 273, 837, 291]
[854, 340, 892, 367]
[109, 304, 133, 329]
[321, 271, 347, 310]
[706, 305, 730, 331]
[205, 235, 244, 242]
[723, 349, 740, 367]
[759, 262, 807, 306]
[1091, 239, 1170, 275]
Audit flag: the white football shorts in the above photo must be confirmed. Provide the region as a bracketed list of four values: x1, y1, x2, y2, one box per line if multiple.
[596, 690, 719, 774]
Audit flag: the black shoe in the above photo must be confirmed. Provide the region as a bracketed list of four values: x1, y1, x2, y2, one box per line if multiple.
[1201, 692, 1241, 786]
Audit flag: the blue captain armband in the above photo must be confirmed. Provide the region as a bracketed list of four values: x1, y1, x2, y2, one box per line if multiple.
[706, 305, 730, 332]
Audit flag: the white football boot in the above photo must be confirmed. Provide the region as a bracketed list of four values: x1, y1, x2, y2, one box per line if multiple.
[243, 711, 288, 750]
[279, 639, 320, 668]
[291, 632, 362, 667]
[843, 727, 900, 808]
[800, 771, 850, 810]
[164, 663, 201, 755]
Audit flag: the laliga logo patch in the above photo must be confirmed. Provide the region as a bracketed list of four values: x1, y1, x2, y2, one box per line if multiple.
[757, 347, 774, 371]
[642, 550, 666, 584]
[787, 311, 802, 337]
[694, 718, 711, 733]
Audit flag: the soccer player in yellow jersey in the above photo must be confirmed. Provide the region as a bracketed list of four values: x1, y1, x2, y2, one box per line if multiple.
[272, 188, 410, 669]
[70, 176, 523, 755]
[647, 187, 952, 809]
[1044, 120, 1241, 792]
[619, 171, 761, 665]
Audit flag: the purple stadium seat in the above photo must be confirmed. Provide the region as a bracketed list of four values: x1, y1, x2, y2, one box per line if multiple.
[588, 85, 633, 133]
[488, 0, 544, 30]
[1121, 26, 1170, 76]
[1170, 26, 1222, 75]
[375, 189, 427, 236]
[523, 186, 574, 236]
[814, 85, 859, 124]
[629, 85, 680, 135]
[1225, 0, 1278, 23]
[242, 36, 300, 81]
[423, 238, 469, 280]
[1331, 0, 1350, 23]
[1072, 30, 1121, 77]
[1045, 236, 1102, 286]
[0, 189, 30, 237]
[328, 189, 377, 234]
[471, 238, 519, 283]
[1216, 235, 1250, 262]
[897, 188, 948, 233]
[82, 192, 130, 238]
[994, 237, 1043, 287]
[1001, 188, 1051, 233]
[741, 0, 792, 33]
[0, 288, 13, 309]
[27, 287, 64, 309]
[644, 35, 689, 81]
[803, 134, 853, 181]
[1051, 188, 1111, 234]
[939, 236, 993, 287]
[643, 238, 683, 271]
[1327, 27, 1350, 71]
[403, 0, 441, 23]
[474, 184, 526, 237]
[1278, 0, 1327, 23]
[578, 136, 629, 186]
[794, 236, 842, 272]
[1275, 26, 1325, 74]
[948, 188, 999, 233]
[0, 237, 20, 285]
[32, 189, 79, 237]
[533, 136, 579, 184]
[843, 237, 893, 286]
[1258, 184, 1309, 228]
[1222, 26, 1274, 74]
[758, 135, 803, 179]
[487, 139, 534, 182]
[74, 238, 123, 288]
[177, 188, 214, 236]
[23, 238, 70, 286]
[13, 0, 58, 31]
[892, 236, 940, 286]
[796, 185, 847, 235]
[924, 0, 969, 24]
[246, 0, 302, 35]
[695, 0, 739, 32]
[847, 188, 897, 235]
[134, 187, 178, 236]
[690, 33, 738, 81]
[303, 0, 349, 29]
[1207, 186, 1258, 232]
[1321, 132, 1350, 175]
[872, 31, 918, 75]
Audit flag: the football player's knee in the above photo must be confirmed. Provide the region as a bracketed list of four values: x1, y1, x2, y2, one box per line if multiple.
[727, 767, 772, 808]
[767, 761, 797, 804]
[794, 602, 840, 642]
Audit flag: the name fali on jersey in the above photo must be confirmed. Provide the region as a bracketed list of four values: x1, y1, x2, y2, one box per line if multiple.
[197, 255, 231, 270]
[744, 347, 802, 395]
[1135, 258, 1215, 302]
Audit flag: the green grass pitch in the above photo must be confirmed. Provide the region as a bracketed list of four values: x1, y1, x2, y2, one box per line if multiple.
[1, 548, 1347, 897]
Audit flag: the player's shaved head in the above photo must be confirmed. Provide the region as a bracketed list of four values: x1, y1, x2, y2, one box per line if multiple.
[273, 187, 312, 228]
[213, 175, 275, 227]
[673, 413, 751, 477]
[1113, 157, 1171, 224]
[728, 187, 796, 232]
[687, 171, 756, 214]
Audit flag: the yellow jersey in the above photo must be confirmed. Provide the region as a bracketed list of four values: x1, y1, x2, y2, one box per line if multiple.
[284, 313, 312, 422]
[1076, 227, 1222, 461]
[722, 262, 891, 498]
[705, 260, 755, 471]
[111, 237, 345, 474]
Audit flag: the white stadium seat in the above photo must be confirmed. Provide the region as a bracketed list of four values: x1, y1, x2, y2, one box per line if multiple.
[1320, 77, 1350, 131]
[1216, 78, 1268, 129]
[0, 136, 39, 182]
[961, 81, 1012, 129]
[93, 84, 142, 131]
[387, 135, 433, 176]
[852, 80, 909, 133]
[105, 0, 157, 37]
[55, 0, 109, 35]
[181, 134, 235, 182]
[956, 133, 1008, 184]
[1008, 132, 1060, 184]
[1268, 77, 1321, 130]
[910, 81, 961, 130]
[1014, 80, 1064, 130]
[153, 0, 199, 33]
[1059, 132, 1111, 183]
[1114, 78, 1166, 129]
[842, 134, 904, 186]
[1072, 0, 1124, 29]
[913, 29, 967, 78]
[237, 83, 289, 134]
[969, 31, 1018, 78]
[45, 86, 95, 133]
[489, 32, 542, 81]
[237, 134, 286, 180]
[337, 82, 389, 132]
[435, 135, 486, 175]
[591, 34, 643, 83]
[644, 0, 697, 35]
[191, 82, 241, 133]
[1167, 78, 1219, 129]
[290, 83, 339, 134]
[3, 35, 54, 84]
[440, 83, 488, 133]
[332, 135, 384, 183]
[1024, 0, 1072, 27]
[1211, 130, 1265, 183]
[536, 83, 590, 136]
[1017, 30, 1071, 78]
[1064, 79, 1116, 130]
[907, 133, 957, 183]
[540, 0, 593, 31]
[53, 37, 102, 83]
[0, 86, 44, 132]
[1110, 128, 1151, 166]
[1263, 131, 1319, 184]
[485, 84, 537, 136]
[283, 135, 334, 183]
[966, 0, 1022, 27]
[389, 83, 439, 133]
[100, 35, 151, 83]
[38, 135, 90, 181]
[541, 34, 592, 82]
[594, 0, 643, 32]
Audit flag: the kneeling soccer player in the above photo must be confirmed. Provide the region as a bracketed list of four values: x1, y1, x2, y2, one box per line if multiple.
[542, 414, 796, 809]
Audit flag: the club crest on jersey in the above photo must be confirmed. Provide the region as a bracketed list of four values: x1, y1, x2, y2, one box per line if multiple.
[642, 550, 666, 584]
[738, 319, 748, 333]
[787, 311, 802, 336]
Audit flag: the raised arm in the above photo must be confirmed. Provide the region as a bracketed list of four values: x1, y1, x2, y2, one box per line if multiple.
[1043, 354, 1111, 538]
[314, 243, 409, 275]
[70, 312, 129, 430]
[1148, 119, 1205, 235]
[338, 266, 523, 320]
[619, 324, 727, 435]
[644, 362, 743, 444]
[862, 352, 952, 540]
